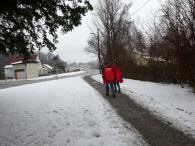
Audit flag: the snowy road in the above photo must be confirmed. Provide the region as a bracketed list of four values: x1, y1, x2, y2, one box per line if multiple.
[0, 71, 87, 90]
[0, 75, 147, 146]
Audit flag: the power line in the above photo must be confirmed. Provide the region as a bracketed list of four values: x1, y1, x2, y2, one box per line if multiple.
[131, 0, 153, 17]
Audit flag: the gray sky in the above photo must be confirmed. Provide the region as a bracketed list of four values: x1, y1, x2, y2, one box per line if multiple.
[46, 0, 164, 63]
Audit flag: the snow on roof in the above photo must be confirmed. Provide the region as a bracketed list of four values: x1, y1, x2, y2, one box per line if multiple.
[6, 54, 38, 65]
[4, 65, 13, 69]
[11, 61, 23, 65]
[43, 64, 53, 70]
[11, 60, 39, 65]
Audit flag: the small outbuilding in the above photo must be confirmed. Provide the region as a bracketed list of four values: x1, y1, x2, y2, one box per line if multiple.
[4, 54, 42, 79]
[12, 61, 39, 79]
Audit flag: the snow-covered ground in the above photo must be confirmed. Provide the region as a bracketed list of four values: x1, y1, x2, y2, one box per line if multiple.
[0, 71, 85, 83]
[92, 75, 195, 138]
[0, 76, 147, 146]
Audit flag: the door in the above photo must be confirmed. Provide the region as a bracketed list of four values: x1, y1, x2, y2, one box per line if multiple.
[15, 69, 26, 79]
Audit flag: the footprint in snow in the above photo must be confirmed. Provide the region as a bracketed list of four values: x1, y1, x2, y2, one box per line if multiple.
[92, 132, 101, 138]
[53, 110, 58, 113]
[176, 108, 184, 112]
[48, 130, 55, 138]
[84, 109, 89, 112]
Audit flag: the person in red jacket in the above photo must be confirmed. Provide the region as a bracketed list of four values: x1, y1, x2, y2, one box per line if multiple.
[102, 62, 116, 97]
[112, 63, 123, 93]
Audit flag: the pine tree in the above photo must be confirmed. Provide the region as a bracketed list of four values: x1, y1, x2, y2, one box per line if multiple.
[0, 0, 93, 56]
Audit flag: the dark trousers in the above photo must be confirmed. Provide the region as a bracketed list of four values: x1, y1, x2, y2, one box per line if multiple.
[105, 83, 115, 96]
[114, 82, 121, 92]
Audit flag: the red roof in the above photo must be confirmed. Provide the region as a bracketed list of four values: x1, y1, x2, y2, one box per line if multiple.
[6, 54, 37, 65]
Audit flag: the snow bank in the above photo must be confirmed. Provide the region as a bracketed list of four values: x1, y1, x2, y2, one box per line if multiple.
[2, 71, 85, 82]
[29, 71, 86, 80]
[92, 74, 195, 138]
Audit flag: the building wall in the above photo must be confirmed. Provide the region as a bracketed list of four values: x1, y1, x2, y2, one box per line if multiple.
[4, 68, 14, 79]
[26, 63, 38, 79]
[12, 63, 39, 79]
[13, 64, 26, 79]
[36, 56, 43, 75]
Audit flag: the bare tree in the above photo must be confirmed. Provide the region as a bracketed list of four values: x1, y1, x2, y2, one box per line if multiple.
[160, 0, 195, 87]
[95, 0, 132, 63]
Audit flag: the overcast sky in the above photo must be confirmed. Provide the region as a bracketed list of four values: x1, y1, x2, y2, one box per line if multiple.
[44, 0, 165, 63]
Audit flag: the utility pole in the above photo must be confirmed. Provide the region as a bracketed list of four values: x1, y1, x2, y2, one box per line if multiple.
[53, 56, 58, 79]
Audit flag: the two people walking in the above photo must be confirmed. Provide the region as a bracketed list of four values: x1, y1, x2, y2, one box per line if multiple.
[102, 63, 123, 97]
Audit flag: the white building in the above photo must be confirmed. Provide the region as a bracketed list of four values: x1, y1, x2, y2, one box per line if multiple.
[4, 65, 14, 79]
[4, 54, 41, 79]
[12, 61, 39, 79]
[41, 64, 53, 75]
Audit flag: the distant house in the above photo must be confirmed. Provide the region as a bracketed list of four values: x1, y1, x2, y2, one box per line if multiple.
[131, 51, 149, 66]
[42, 64, 53, 75]
[4, 54, 42, 79]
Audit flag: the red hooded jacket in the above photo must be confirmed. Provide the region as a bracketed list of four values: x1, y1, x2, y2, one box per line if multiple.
[102, 65, 115, 84]
[112, 64, 123, 83]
